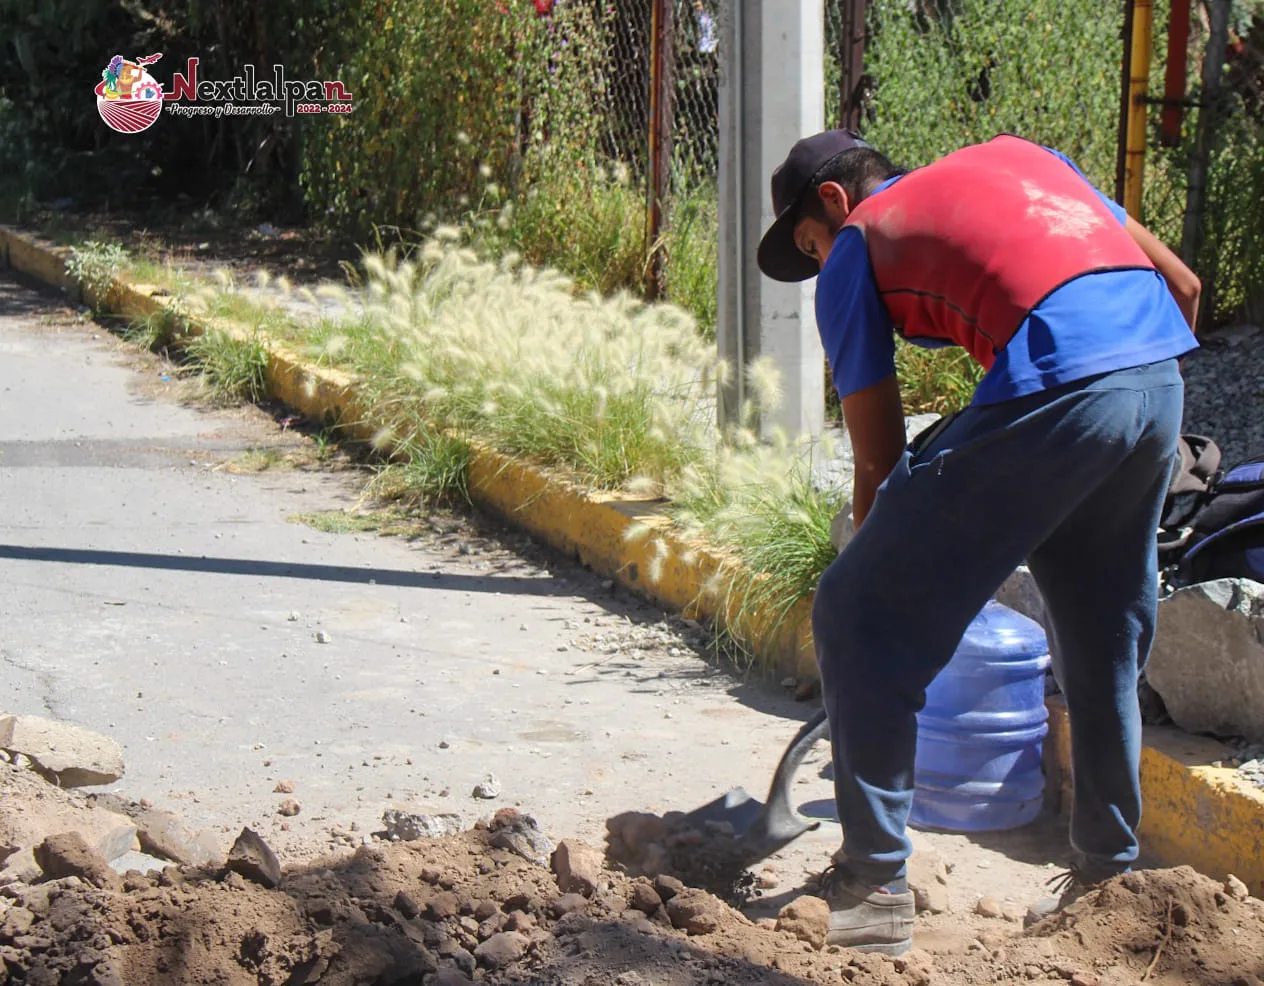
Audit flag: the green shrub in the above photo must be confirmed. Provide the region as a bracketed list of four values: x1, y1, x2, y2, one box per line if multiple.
[863, 0, 1122, 188]
[184, 330, 270, 405]
[66, 241, 128, 313]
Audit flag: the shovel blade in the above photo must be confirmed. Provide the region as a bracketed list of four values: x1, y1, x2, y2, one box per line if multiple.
[678, 708, 831, 868]
[681, 786, 766, 836]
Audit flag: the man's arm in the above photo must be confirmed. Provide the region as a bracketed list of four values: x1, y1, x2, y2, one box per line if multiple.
[1124, 216, 1202, 332]
[842, 373, 906, 529]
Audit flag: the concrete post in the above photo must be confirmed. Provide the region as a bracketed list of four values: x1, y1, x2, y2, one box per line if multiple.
[717, 0, 826, 441]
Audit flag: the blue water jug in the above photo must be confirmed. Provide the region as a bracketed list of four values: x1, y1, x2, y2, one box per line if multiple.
[910, 600, 1051, 832]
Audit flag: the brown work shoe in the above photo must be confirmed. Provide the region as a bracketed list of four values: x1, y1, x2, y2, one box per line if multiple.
[818, 864, 915, 956]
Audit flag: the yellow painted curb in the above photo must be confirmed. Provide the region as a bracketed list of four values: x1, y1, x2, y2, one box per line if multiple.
[4, 223, 1262, 892]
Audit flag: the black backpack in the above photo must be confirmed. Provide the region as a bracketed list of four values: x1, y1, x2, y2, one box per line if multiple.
[1159, 435, 1264, 587]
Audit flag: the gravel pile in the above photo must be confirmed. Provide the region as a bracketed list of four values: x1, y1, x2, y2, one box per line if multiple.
[1180, 323, 1264, 467]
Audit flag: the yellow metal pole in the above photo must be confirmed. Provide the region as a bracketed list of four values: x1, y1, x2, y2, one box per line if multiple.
[1124, 0, 1154, 218]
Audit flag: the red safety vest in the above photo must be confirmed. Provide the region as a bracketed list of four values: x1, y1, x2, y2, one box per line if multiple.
[843, 135, 1155, 369]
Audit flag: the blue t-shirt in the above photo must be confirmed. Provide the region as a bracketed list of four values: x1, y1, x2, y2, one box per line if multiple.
[814, 149, 1198, 406]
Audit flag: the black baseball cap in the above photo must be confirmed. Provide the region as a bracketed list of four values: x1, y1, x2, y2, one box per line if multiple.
[757, 129, 871, 283]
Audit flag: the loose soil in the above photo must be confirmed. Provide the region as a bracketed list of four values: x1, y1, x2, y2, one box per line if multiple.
[2, 816, 1262, 986]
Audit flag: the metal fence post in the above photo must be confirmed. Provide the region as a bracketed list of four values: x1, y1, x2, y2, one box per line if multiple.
[1122, 0, 1154, 218]
[646, 0, 676, 299]
[838, 0, 867, 131]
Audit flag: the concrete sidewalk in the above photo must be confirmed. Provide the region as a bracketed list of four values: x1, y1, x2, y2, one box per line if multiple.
[0, 270, 1065, 918]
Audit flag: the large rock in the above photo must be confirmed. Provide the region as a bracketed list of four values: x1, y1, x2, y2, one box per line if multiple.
[550, 839, 603, 897]
[93, 794, 222, 867]
[1146, 579, 1264, 742]
[33, 832, 121, 891]
[226, 827, 282, 889]
[775, 895, 829, 949]
[0, 714, 125, 787]
[665, 889, 723, 936]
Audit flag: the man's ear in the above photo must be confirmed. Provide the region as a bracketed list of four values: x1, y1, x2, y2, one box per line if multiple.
[816, 180, 852, 221]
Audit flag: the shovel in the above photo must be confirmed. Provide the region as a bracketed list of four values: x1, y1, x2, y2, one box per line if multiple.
[681, 708, 831, 865]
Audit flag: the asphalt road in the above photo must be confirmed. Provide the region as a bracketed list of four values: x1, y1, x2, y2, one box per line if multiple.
[0, 270, 1064, 917]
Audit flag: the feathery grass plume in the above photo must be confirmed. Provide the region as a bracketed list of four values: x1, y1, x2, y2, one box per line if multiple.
[624, 475, 659, 497]
[371, 426, 396, 453]
[647, 537, 671, 585]
[623, 521, 654, 544]
[314, 282, 348, 302]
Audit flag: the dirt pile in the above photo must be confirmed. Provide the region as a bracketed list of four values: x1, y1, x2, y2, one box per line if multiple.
[969, 866, 1264, 986]
[0, 803, 1261, 986]
[604, 809, 759, 902]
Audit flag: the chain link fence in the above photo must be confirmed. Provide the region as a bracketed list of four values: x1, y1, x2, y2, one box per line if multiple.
[577, 0, 718, 182]
[551, 0, 1264, 328]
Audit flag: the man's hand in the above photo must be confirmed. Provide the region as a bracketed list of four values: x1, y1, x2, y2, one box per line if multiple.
[1125, 216, 1202, 332]
[841, 374, 906, 529]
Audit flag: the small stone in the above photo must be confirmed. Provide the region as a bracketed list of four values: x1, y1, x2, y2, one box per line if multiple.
[1070, 973, 1099, 986]
[0, 907, 35, 940]
[277, 798, 301, 817]
[420, 866, 444, 885]
[653, 874, 685, 901]
[975, 897, 1003, 919]
[780, 677, 797, 688]
[628, 880, 662, 914]
[1002, 902, 1026, 923]
[776, 896, 829, 949]
[381, 810, 463, 841]
[225, 828, 282, 889]
[472, 774, 502, 800]
[550, 894, 589, 918]
[288, 611, 300, 621]
[474, 899, 500, 921]
[794, 678, 820, 702]
[427, 892, 461, 920]
[551, 839, 603, 897]
[273, 780, 295, 794]
[1226, 874, 1250, 901]
[33, 833, 120, 891]
[478, 914, 507, 940]
[502, 891, 534, 913]
[394, 891, 420, 919]
[667, 889, 723, 936]
[757, 868, 780, 890]
[315, 631, 331, 643]
[439, 739, 451, 749]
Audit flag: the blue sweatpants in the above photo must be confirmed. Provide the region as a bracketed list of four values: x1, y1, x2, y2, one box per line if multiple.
[812, 359, 1184, 886]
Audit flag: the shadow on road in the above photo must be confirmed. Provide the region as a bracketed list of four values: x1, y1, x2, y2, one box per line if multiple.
[0, 543, 573, 596]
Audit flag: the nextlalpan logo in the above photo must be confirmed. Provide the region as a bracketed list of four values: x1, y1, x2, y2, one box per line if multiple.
[97, 53, 354, 134]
